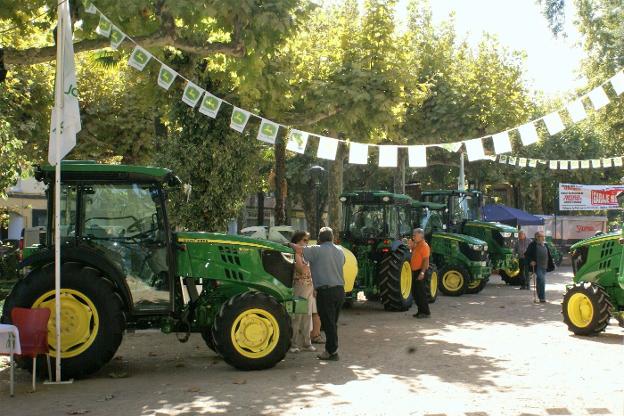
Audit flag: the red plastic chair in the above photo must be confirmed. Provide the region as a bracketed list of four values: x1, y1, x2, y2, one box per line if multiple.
[10, 307, 52, 391]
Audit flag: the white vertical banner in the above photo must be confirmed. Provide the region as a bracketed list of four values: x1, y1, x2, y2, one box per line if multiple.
[508, 156, 517, 166]
[348, 142, 369, 164]
[559, 160, 569, 170]
[543, 112, 565, 135]
[286, 129, 309, 154]
[580, 160, 590, 169]
[198, 92, 223, 118]
[378, 145, 398, 167]
[566, 99, 587, 123]
[498, 155, 508, 164]
[518, 122, 539, 146]
[588, 86, 609, 110]
[610, 71, 624, 95]
[570, 160, 579, 170]
[529, 159, 538, 168]
[182, 81, 204, 108]
[602, 158, 613, 168]
[109, 26, 126, 49]
[157, 64, 177, 90]
[492, 131, 512, 154]
[257, 119, 279, 144]
[464, 138, 486, 161]
[230, 107, 251, 133]
[614, 157, 623, 167]
[549, 160, 558, 170]
[518, 157, 527, 167]
[317, 136, 339, 160]
[408, 145, 427, 167]
[591, 159, 602, 168]
[128, 46, 152, 71]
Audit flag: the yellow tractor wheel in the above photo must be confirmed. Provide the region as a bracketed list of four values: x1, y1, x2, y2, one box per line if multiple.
[562, 282, 612, 335]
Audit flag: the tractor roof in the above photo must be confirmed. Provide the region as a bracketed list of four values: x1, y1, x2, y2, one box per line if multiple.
[340, 191, 414, 205]
[36, 160, 180, 185]
[422, 189, 482, 196]
[411, 200, 447, 211]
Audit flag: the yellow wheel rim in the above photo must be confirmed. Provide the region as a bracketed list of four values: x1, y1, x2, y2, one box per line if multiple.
[503, 259, 520, 278]
[430, 271, 438, 298]
[567, 293, 594, 328]
[400, 261, 413, 299]
[468, 280, 481, 289]
[32, 289, 99, 359]
[442, 270, 464, 291]
[231, 308, 280, 359]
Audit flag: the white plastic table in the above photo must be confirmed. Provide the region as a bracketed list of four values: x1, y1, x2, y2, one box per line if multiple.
[0, 323, 21, 397]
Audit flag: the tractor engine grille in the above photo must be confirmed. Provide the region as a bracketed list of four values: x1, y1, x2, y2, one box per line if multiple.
[218, 246, 241, 266]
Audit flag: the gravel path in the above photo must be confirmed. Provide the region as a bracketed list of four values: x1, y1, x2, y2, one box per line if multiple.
[2, 267, 623, 416]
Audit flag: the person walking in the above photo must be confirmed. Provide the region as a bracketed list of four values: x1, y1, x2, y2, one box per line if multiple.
[408, 228, 431, 318]
[289, 231, 317, 353]
[524, 231, 555, 302]
[515, 230, 531, 290]
[290, 227, 345, 361]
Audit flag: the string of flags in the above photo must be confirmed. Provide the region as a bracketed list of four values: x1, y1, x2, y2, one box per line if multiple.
[85, 1, 624, 169]
[496, 155, 624, 170]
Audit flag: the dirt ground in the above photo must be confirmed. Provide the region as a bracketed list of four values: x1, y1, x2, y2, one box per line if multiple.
[1, 266, 623, 416]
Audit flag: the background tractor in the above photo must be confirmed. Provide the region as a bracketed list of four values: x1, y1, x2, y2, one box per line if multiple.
[563, 191, 624, 335]
[422, 189, 520, 284]
[339, 191, 438, 311]
[412, 201, 491, 296]
[1, 161, 308, 379]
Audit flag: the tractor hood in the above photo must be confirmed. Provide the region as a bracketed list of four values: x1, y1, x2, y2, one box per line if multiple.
[176, 232, 292, 253]
[468, 220, 517, 234]
[570, 231, 620, 250]
[434, 232, 488, 247]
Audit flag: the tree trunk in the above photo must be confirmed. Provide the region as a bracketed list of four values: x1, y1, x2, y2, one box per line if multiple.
[327, 143, 346, 237]
[256, 192, 265, 226]
[273, 135, 287, 225]
[393, 149, 406, 194]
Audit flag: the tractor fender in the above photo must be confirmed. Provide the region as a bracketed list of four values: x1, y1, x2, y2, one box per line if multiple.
[341, 246, 358, 293]
[19, 245, 133, 311]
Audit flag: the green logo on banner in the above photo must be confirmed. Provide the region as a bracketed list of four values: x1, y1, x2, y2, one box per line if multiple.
[160, 69, 172, 83]
[262, 123, 277, 136]
[203, 96, 219, 110]
[233, 110, 246, 124]
[291, 132, 303, 144]
[134, 50, 147, 64]
[111, 29, 122, 43]
[185, 87, 199, 100]
[100, 19, 111, 31]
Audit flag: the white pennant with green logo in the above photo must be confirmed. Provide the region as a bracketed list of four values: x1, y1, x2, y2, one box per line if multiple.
[157, 64, 177, 90]
[182, 82, 204, 108]
[230, 107, 251, 133]
[110, 26, 126, 50]
[199, 92, 223, 118]
[128, 46, 152, 71]
[257, 119, 279, 144]
[95, 14, 112, 37]
[83, 1, 97, 14]
[286, 129, 309, 154]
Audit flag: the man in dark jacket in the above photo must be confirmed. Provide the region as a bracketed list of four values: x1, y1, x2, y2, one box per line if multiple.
[524, 231, 555, 302]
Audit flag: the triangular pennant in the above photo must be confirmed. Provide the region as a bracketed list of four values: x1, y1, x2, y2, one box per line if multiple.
[257, 119, 279, 144]
[499, 155, 508, 164]
[317, 136, 339, 160]
[230, 107, 251, 133]
[549, 160, 558, 170]
[182, 81, 204, 108]
[508, 156, 517, 166]
[492, 131, 512, 154]
[83, 1, 97, 14]
[95, 14, 112, 37]
[529, 159, 538, 168]
[518, 122, 539, 146]
[109, 26, 126, 50]
[591, 159, 601, 168]
[199, 92, 223, 118]
[348, 142, 369, 165]
[543, 112, 565, 135]
[613, 157, 623, 167]
[518, 157, 527, 167]
[610, 71, 624, 96]
[286, 129, 309, 154]
[378, 145, 398, 167]
[588, 86, 609, 110]
[128, 46, 152, 71]
[408, 145, 427, 167]
[580, 160, 590, 169]
[157, 64, 177, 90]
[602, 158, 613, 168]
[570, 160, 579, 170]
[464, 138, 486, 162]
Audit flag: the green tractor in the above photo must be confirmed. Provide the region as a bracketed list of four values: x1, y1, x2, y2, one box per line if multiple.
[1, 161, 307, 379]
[563, 193, 624, 335]
[422, 190, 520, 284]
[411, 201, 491, 296]
[339, 191, 438, 311]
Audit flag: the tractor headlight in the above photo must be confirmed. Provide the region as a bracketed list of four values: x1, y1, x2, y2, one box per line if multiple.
[500, 232, 512, 238]
[469, 244, 482, 251]
[483, 244, 488, 251]
[513, 233, 518, 238]
[281, 252, 295, 264]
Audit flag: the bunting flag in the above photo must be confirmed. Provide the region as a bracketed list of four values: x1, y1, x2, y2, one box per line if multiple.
[498, 155, 508, 164]
[591, 159, 601, 168]
[95, 14, 112, 37]
[317, 136, 338, 160]
[465, 138, 486, 161]
[558, 160, 568, 170]
[611, 71, 624, 95]
[580, 160, 590, 169]
[157, 64, 177, 90]
[408, 145, 427, 167]
[348, 142, 369, 165]
[128, 46, 152, 71]
[543, 112, 565, 135]
[199, 92, 222, 118]
[508, 156, 517, 166]
[588, 86, 609, 110]
[379, 145, 398, 167]
[286, 129, 309, 154]
[614, 157, 623, 167]
[230, 107, 251, 133]
[570, 160, 579, 170]
[436, 142, 463, 153]
[549, 160, 558, 170]
[492, 131, 512, 154]
[518, 157, 527, 167]
[84, 1, 97, 14]
[518, 122, 539, 146]
[529, 159, 538, 168]
[257, 119, 279, 144]
[603, 158, 613, 168]
[182, 81, 204, 108]
[109, 26, 125, 49]
[566, 99, 587, 123]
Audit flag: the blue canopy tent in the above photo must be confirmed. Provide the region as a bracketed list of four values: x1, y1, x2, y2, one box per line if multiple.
[482, 204, 544, 227]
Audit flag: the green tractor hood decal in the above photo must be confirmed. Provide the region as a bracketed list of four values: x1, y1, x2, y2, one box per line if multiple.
[570, 231, 620, 250]
[434, 232, 487, 246]
[177, 232, 292, 253]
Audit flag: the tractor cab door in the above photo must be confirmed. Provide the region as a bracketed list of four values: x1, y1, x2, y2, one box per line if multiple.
[79, 182, 171, 312]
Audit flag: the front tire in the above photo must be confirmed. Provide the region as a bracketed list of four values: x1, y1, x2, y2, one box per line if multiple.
[1, 262, 125, 379]
[425, 264, 439, 303]
[562, 283, 612, 335]
[212, 291, 291, 370]
[466, 278, 487, 294]
[439, 264, 469, 297]
[378, 245, 413, 311]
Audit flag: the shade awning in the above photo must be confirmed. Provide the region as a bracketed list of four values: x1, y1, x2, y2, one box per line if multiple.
[482, 204, 545, 227]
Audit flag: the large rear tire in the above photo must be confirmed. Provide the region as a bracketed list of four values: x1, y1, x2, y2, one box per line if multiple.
[500, 259, 521, 285]
[1, 262, 125, 379]
[562, 282, 611, 335]
[212, 291, 291, 370]
[439, 264, 469, 297]
[378, 245, 413, 311]
[425, 264, 438, 303]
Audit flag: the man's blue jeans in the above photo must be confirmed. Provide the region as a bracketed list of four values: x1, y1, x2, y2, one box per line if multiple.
[535, 267, 547, 301]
